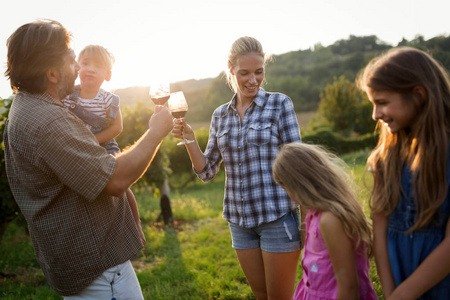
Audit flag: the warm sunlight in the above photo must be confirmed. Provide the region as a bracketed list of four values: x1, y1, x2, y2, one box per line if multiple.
[1, 0, 449, 98]
[2, 2, 450, 299]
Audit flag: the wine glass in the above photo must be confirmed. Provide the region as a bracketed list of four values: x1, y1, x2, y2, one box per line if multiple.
[168, 91, 194, 146]
[149, 82, 170, 106]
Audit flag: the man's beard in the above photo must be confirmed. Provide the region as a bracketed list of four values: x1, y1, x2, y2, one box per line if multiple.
[56, 69, 77, 100]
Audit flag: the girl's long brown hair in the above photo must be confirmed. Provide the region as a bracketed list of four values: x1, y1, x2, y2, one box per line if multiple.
[273, 143, 373, 256]
[357, 47, 450, 232]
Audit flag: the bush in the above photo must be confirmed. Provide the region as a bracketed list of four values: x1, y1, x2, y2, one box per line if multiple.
[303, 129, 379, 155]
[317, 76, 376, 136]
[118, 101, 172, 187]
[0, 95, 21, 242]
[164, 128, 210, 175]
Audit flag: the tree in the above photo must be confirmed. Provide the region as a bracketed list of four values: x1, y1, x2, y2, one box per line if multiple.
[0, 95, 20, 242]
[318, 76, 375, 135]
[117, 101, 174, 226]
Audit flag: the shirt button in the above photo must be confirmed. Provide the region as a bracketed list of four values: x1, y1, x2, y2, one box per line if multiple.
[239, 163, 241, 166]
[241, 198, 244, 201]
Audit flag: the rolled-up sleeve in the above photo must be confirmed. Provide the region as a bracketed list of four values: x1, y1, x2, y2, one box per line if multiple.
[278, 97, 301, 144]
[195, 110, 224, 182]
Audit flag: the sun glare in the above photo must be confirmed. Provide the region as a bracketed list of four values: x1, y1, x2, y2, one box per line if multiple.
[0, 0, 449, 98]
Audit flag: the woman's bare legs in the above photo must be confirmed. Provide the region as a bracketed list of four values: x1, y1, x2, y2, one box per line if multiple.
[236, 248, 300, 300]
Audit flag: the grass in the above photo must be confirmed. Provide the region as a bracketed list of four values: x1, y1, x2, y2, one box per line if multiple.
[0, 150, 384, 299]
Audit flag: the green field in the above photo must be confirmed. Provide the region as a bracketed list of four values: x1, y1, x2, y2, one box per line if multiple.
[0, 150, 383, 299]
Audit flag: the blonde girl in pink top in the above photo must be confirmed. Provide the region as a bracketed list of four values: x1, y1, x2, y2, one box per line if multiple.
[273, 143, 377, 300]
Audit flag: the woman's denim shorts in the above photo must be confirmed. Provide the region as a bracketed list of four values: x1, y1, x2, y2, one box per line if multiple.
[229, 209, 301, 253]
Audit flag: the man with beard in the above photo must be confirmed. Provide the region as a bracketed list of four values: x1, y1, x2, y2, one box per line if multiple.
[3, 19, 173, 299]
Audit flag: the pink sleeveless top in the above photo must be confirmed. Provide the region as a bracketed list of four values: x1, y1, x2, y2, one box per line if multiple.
[293, 210, 377, 300]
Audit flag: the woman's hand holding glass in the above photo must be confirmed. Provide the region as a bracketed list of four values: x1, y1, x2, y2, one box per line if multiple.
[172, 117, 194, 144]
[168, 91, 194, 146]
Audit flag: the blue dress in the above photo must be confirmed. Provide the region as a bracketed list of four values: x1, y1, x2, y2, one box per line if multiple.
[387, 150, 450, 299]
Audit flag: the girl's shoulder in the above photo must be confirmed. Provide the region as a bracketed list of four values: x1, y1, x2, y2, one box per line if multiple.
[319, 211, 342, 230]
[318, 211, 357, 251]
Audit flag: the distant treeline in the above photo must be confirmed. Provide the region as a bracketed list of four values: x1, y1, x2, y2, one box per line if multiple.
[114, 34, 450, 123]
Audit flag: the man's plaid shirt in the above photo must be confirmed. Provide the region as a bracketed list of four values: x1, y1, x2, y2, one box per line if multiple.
[196, 89, 301, 228]
[4, 92, 142, 295]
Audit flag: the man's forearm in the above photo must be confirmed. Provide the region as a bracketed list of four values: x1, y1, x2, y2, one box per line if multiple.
[104, 129, 163, 196]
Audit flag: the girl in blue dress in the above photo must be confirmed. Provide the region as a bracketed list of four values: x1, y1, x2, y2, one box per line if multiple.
[358, 47, 450, 299]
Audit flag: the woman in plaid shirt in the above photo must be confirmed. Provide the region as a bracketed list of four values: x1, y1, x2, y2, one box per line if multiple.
[173, 36, 302, 299]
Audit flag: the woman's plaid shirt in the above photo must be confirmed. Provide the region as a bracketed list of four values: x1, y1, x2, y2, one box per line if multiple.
[196, 89, 301, 228]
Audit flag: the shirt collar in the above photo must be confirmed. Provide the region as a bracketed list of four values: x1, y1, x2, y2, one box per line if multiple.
[22, 91, 65, 107]
[222, 88, 266, 117]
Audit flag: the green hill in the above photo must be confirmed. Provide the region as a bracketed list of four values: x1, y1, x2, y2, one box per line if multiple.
[114, 34, 450, 122]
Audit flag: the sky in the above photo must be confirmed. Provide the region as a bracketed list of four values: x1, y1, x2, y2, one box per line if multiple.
[0, 0, 448, 98]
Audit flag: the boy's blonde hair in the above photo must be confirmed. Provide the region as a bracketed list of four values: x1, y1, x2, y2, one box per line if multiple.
[273, 143, 373, 256]
[78, 45, 115, 71]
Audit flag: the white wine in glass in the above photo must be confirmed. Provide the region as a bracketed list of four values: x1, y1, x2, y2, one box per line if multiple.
[168, 91, 194, 146]
[149, 82, 170, 106]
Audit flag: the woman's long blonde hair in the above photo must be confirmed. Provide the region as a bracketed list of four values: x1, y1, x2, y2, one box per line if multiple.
[273, 143, 373, 256]
[357, 47, 450, 232]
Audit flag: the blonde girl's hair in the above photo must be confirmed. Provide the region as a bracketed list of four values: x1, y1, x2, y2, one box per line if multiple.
[227, 36, 271, 93]
[78, 45, 115, 71]
[357, 47, 450, 232]
[272, 143, 373, 256]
